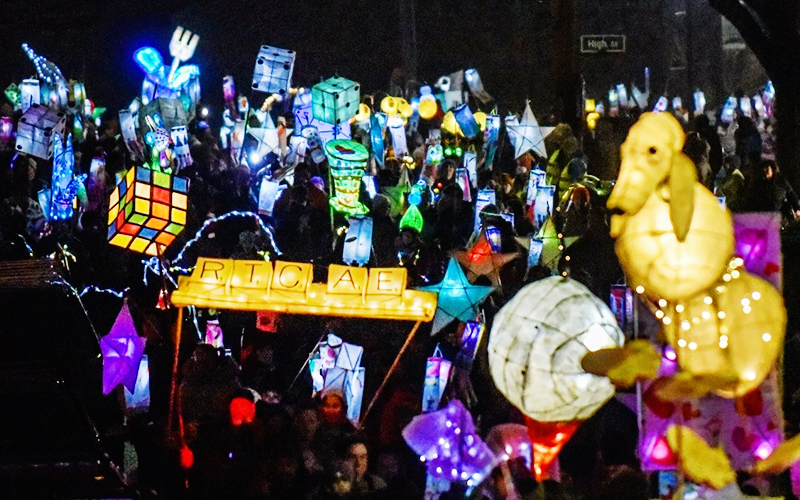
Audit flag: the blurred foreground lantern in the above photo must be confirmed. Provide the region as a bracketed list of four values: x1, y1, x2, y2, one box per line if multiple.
[403, 400, 497, 487]
[251, 45, 295, 95]
[418, 96, 438, 120]
[312, 76, 360, 125]
[0, 116, 14, 142]
[107, 166, 189, 255]
[324, 139, 370, 216]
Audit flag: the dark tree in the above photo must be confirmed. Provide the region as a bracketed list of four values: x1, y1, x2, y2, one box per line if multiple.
[709, 0, 800, 187]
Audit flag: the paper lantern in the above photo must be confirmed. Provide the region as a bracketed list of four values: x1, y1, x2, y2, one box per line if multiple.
[251, 45, 295, 95]
[230, 397, 256, 426]
[507, 102, 548, 159]
[456, 321, 484, 369]
[486, 423, 533, 470]
[258, 178, 282, 216]
[5, 83, 21, 108]
[441, 111, 462, 136]
[345, 367, 365, 426]
[170, 125, 192, 169]
[453, 104, 480, 139]
[205, 319, 224, 348]
[49, 133, 86, 221]
[342, 216, 372, 266]
[325, 139, 370, 216]
[0, 116, 14, 143]
[20, 79, 40, 112]
[609, 284, 634, 333]
[419, 257, 494, 334]
[388, 116, 408, 156]
[400, 204, 424, 233]
[488, 277, 624, 422]
[124, 355, 151, 413]
[312, 76, 360, 125]
[733, 212, 782, 290]
[107, 166, 189, 255]
[526, 418, 580, 480]
[527, 237, 544, 268]
[15, 103, 65, 159]
[422, 346, 452, 413]
[657, 266, 786, 397]
[608, 112, 734, 301]
[454, 229, 518, 288]
[370, 112, 386, 167]
[403, 400, 497, 487]
[101, 302, 146, 395]
[533, 185, 555, 227]
[527, 168, 547, 205]
[418, 97, 438, 120]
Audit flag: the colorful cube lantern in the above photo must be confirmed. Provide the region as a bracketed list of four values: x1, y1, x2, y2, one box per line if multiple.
[252, 45, 295, 95]
[107, 166, 189, 256]
[325, 139, 369, 216]
[15, 104, 65, 159]
[312, 76, 360, 125]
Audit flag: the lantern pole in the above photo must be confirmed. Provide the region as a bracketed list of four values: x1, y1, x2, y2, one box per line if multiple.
[288, 331, 328, 392]
[167, 306, 184, 440]
[360, 320, 423, 428]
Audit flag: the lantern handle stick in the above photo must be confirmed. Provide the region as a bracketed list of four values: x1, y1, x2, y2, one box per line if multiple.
[360, 320, 423, 429]
[288, 331, 328, 392]
[167, 305, 184, 441]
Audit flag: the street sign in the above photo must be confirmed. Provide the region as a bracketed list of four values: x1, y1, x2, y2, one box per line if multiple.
[580, 35, 626, 54]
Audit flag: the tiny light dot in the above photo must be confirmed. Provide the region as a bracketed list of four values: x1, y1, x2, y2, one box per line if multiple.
[731, 270, 740, 278]
[557, 233, 563, 238]
[752, 291, 761, 300]
[688, 342, 697, 350]
[655, 310, 664, 319]
[663, 316, 672, 325]
[676, 304, 685, 313]
[733, 257, 744, 267]
[741, 298, 751, 307]
[636, 286, 645, 294]
[719, 341, 728, 349]
[658, 299, 667, 307]
[745, 371, 757, 381]
[702, 311, 711, 320]
[723, 274, 731, 282]
[678, 339, 687, 348]
[436, 467, 443, 474]
[565, 255, 571, 261]
[692, 317, 700, 325]
[720, 335, 728, 342]
[558, 245, 564, 251]
[681, 320, 691, 331]
[704, 296, 713, 305]
[454, 428, 461, 435]
[763, 333, 772, 342]
[716, 286, 726, 294]
[718, 311, 726, 319]
[743, 305, 752, 314]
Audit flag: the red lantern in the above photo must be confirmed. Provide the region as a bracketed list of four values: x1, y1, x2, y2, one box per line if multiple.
[525, 418, 580, 481]
[229, 397, 256, 426]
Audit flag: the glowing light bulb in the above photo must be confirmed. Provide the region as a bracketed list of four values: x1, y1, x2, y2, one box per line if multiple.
[718, 311, 726, 319]
[658, 299, 667, 307]
[762, 333, 771, 342]
[681, 320, 691, 331]
[743, 305, 752, 314]
[678, 339, 687, 348]
[688, 342, 697, 350]
[752, 291, 761, 300]
[676, 304, 685, 313]
[655, 310, 664, 319]
[635, 286, 645, 294]
[663, 316, 672, 325]
[741, 298, 750, 307]
[704, 296, 713, 305]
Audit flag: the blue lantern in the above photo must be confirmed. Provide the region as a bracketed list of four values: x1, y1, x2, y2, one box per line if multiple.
[453, 104, 480, 139]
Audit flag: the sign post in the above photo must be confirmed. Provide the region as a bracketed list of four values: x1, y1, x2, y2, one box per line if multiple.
[580, 35, 626, 54]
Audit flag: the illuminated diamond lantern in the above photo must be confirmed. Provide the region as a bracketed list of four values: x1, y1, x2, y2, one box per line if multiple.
[108, 166, 189, 255]
[325, 139, 369, 216]
[312, 76, 360, 125]
[251, 45, 295, 95]
[15, 103, 66, 159]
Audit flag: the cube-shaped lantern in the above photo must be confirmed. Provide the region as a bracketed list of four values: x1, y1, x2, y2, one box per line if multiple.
[15, 104, 65, 159]
[107, 166, 189, 256]
[312, 76, 360, 125]
[252, 45, 295, 95]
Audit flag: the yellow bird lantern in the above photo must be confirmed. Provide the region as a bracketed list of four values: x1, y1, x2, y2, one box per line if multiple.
[381, 96, 398, 116]
[473, 111, 487, 132]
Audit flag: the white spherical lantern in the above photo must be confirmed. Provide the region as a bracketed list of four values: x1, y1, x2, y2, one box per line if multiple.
[488, 277, 625, 422]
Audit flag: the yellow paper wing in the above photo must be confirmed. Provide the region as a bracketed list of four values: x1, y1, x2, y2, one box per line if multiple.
[667, 425, 735, 490]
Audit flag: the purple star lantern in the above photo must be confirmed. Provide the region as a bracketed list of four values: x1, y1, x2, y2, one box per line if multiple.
[403, 399, 497, 488]
[101, 302, 146, 395]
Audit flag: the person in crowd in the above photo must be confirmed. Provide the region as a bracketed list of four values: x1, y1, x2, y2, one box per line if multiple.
[344, 436, 387, 499]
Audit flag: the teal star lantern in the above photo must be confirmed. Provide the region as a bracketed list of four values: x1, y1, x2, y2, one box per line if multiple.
[419, 257, 494, 334]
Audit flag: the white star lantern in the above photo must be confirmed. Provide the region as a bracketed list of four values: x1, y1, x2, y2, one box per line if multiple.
[507, 102, 552, 160]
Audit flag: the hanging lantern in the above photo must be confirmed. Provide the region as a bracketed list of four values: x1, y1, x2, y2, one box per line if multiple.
[489, 277, 624, 422]
[205, 319, 224, 348]
[608, 112, 734, 301]
[251, 45, 295, 95]
[325, 139, 370, 216]
[312, 76, 360, 125]
[533, 185, 555, 227]
[527, 237, 544, 268]
[342, 216, 373, 266]
[453, 104, 480, 139]
[15, 103, 66, 159]
[370, 112, 386, 167]
[107, 166, 189, 255]
[657, 266, 786, 397]
[418, 96, 438, 120]
[354, 102, 371, 123]
[441, 111, 462, 136]
[101, 302, 147, 395]
[0, 116, 14, 143]
[422, 346, 452, 413]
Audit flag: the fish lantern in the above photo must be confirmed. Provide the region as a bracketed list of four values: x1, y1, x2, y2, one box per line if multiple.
[251, 45, 295, 95]
[488, 277, 624, 479]
[15, 103, 66, 159]
[608, 112, 734, 302]
[453, 104, 480, 139]
[312, 76, 360, 125]
[325, 139, 370, 216]
[107, 166, 189, 255]
[656, 264, 785, 397]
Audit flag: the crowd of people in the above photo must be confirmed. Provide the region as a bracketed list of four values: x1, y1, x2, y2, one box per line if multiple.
[0, 78, 798, 500]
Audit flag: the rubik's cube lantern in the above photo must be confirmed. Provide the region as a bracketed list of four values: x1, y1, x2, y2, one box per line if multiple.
[107, 166, 189, 255]
[325, 139, 369, 216]
[312, 76, 360, 125]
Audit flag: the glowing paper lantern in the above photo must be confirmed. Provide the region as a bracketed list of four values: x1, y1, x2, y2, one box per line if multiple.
[454, 229, 518, 288]
[483, 113, 501, 169]
[4, 83, 21, 108]
[486, 424, 533, 470]
[527, 237, 544, 268]
[419, 258, 494, 334]
[422, 346, 452, 413]
[107, 166, 189, 255]
[453, 104, 480, 139]
[312, 76, 360, 125]
[342, 216, 372, 266]
[608, 112, 734, 301]
[418, 97, 438, 120]
[49, 133, 86, 221]
[455, 321, 484, 370]
[345, 367, 365, 426]
[507, 102, 548, 159]
[441, 111, 462, 136]
[15, 103, 65, 159]
[533, 185, 555, 227]
[0, 116, 13, 143]
[251, 45, 295, 95]
[20, 79, 40, 112]
[325, 139, 370, 216]
[388, 116, 408, 156]
[170, 125, 192, 169]
[657, 266, 786, 397]
[101, 302, 146, 395]
[527, 167, 547, 205]
[230, 397, 256, 426]
[526, 418, 580, 480]
[205, 319, 223, 348]
[399, 205, 424, 233]
[258, 178, 282, 216]
[370, 112, 386, 167]
[124, 355, 151, 413]
[488, 277, 624, 422]
[403, 399, 497, 487]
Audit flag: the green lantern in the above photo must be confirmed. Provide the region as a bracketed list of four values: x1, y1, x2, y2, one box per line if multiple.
[312, 76, 360, 125]
[4, 83, 21, 107]
[399, 204, 424, 233]
[325, 139, 369, 216]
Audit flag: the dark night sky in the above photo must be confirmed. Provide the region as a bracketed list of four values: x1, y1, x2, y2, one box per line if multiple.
[0, 0, 557, 121]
